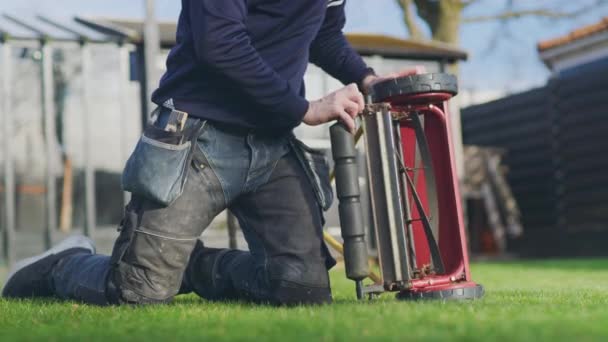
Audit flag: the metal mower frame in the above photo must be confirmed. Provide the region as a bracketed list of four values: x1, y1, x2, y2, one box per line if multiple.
[327, 73, 484, 301]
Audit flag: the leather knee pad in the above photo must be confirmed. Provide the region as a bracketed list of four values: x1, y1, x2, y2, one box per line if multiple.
[108, 206, 199, 304]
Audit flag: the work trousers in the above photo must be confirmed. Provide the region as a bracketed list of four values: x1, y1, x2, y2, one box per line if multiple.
[52, 111, 335, 306]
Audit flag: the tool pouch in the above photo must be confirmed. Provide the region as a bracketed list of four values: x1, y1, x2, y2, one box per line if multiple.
[122, 118, 205, 207]
[289, 137, 334, 211]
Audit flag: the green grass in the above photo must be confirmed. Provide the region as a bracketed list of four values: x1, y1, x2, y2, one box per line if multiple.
[1, 259, 608, 341]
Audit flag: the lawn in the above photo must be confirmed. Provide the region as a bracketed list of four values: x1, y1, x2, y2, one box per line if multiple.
[1, 259, 608, 341]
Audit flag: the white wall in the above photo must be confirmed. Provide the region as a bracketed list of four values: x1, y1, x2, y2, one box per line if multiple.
[63, 44, 142, 173]
[0, 43, 142, 178]
[459, 88, 507, 108]
[2, 51, 443, 176]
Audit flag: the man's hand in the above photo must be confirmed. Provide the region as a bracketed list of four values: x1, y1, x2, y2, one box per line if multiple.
[303, 83, 365, 133]
[361, 65, 427, 95]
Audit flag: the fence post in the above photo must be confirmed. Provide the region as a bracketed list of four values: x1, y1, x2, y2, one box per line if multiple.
[81, 43, 96, 238]
[143, 0, 160, 122]
[227, 211, 238, 249]
[1, 38, 16, 266]
[118, 43, 132, 209]
[41, 41, 57, 249]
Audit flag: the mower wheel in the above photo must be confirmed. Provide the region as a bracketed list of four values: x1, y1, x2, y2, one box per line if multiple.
[396, 284, 484, 301]
[371, 73, 458, 104]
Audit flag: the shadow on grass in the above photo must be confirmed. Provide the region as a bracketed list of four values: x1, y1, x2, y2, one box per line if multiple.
[1, 294, 346, 309]
[477, 258, 608, 272]
[174, 295, 365, 308]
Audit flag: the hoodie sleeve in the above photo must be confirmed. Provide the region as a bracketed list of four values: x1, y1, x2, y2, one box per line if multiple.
[188, 0, 309, 128]
[309, 0, 374, 87]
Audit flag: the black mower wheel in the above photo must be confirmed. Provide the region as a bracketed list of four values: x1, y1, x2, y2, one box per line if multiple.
[396, 284, 484, 301]
[370, 73, 458, 104]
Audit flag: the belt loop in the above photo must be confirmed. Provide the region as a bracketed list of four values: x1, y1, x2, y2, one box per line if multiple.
[163, 98, 176, 110]
[148, 106, 162, 126]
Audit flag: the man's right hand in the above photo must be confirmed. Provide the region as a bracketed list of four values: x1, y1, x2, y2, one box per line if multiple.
[303, 83, 365, 133]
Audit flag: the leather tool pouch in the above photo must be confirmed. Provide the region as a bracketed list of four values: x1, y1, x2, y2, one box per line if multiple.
[289, 137, 334, 211]
[122, 118, 205, 207]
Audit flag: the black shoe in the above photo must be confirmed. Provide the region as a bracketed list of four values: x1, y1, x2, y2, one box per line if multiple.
[2, 235, 96, 299]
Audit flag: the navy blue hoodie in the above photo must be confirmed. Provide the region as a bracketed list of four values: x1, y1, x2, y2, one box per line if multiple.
[152, 0, 372, 131]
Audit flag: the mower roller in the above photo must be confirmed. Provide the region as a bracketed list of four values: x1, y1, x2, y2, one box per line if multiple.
[328, 73, 484, 300]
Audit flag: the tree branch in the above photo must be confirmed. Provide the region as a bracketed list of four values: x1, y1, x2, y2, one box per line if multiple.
[463, 0, 608, 23]
[413, 0, 439, 27]
[460, 0, 483, 8]
[396, 0, 426, 40]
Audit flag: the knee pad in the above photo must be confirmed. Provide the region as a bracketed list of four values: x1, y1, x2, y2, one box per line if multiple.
[108, 207, 199, 304]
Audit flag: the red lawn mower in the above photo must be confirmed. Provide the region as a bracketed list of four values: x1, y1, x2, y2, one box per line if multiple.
[327, 73, 484, 300]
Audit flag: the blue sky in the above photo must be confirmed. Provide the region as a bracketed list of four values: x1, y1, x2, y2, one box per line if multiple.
[1, 0, 607, 94]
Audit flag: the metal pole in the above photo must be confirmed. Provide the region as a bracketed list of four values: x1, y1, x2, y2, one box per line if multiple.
[227, 211, 238, 249]
[81, 43, 96, 238]
[450, 101, 465, 180]
[143, 0, 160, 121]
[118, 44, 132, 208]
[1, 39, 16, 266]
[41, 42, 57, 248]
[374, 108, 410, 281]
[442, 60, 465, 181]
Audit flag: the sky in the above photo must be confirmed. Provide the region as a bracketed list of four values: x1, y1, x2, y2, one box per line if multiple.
[1, 0, 607, 97]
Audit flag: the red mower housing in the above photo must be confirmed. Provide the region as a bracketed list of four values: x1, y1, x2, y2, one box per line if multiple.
[339, 73, 484, 300]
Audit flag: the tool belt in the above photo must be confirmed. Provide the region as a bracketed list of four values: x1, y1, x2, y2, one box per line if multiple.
[122, 107, 205, 207]
[123, 105, 334, 211]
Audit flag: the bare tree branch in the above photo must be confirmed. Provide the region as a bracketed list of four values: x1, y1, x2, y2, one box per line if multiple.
[481, 0, 515, 56]
[413, 0, 464, 43]
[460, 0, 483, 8]
[396, 0, 426, 40]
[463, 0, 608, 23]
[413, 0, 440, 30]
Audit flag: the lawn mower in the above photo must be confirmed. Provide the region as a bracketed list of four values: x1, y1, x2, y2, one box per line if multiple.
[327, 73, 484, 300]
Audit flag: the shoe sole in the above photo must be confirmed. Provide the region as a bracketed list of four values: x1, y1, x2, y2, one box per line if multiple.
[3, 235, 96, 294]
